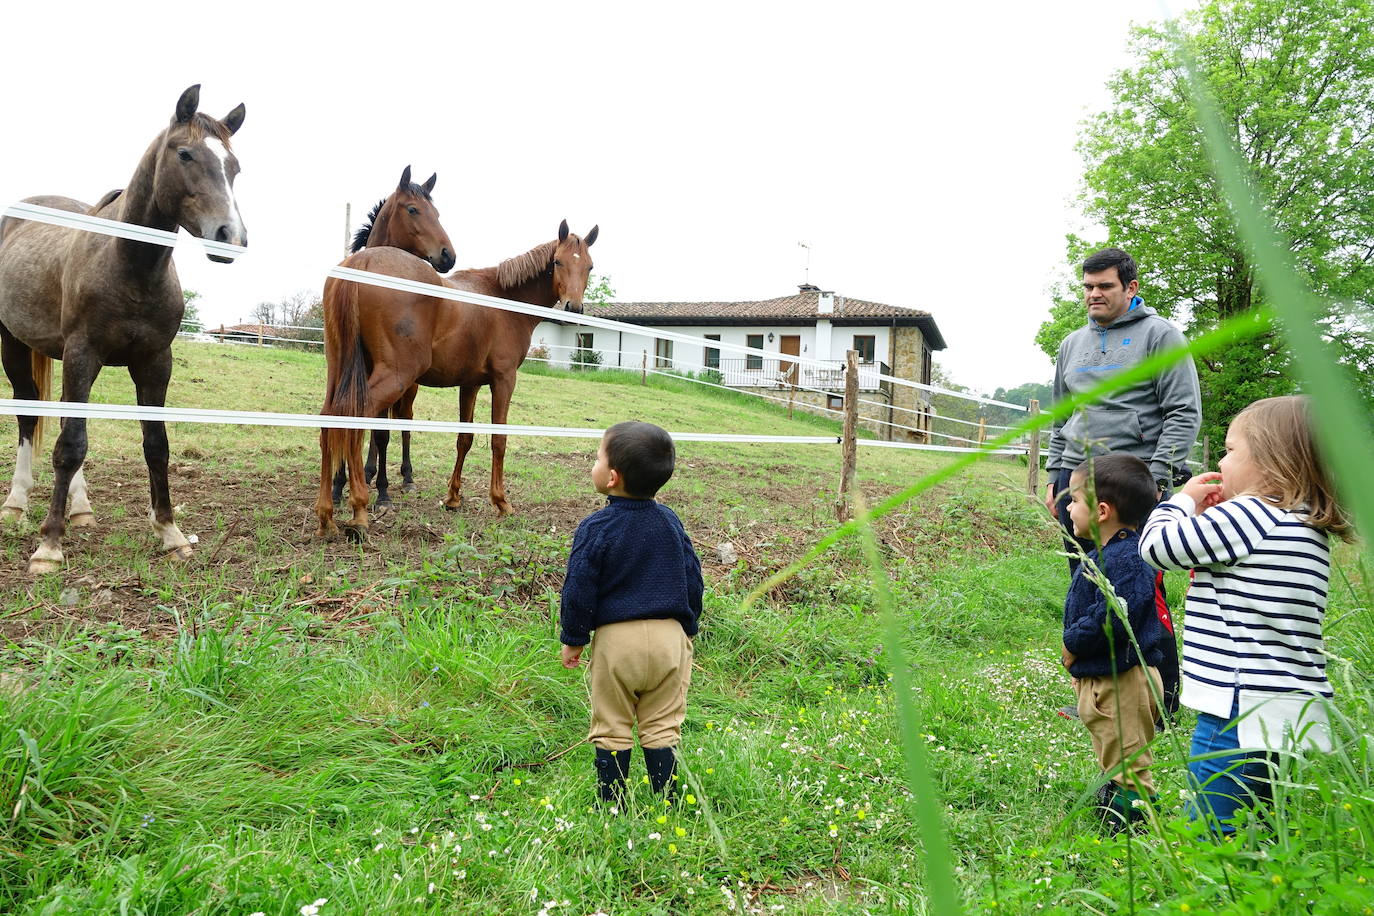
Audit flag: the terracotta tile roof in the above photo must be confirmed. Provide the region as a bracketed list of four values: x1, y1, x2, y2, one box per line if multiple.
[585, 290, 946, 348]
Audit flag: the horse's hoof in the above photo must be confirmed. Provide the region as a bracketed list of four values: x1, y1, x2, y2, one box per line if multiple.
[443, 497, 461, 512]
[68, 512, 97, 529]
[494, 504, 514, 517]
[27, 557, 61, 575]
[166, 545, 194, 563]
[1, 506, 25, 524]
[401, 482, 418, 494]
[342, 525, 367, 543]
[374, 499, 393, 511]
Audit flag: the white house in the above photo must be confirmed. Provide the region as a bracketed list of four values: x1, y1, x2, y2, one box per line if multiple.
[531, 285, 947, 440]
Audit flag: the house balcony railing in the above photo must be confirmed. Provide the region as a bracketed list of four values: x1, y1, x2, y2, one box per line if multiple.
[708, 357, 890, 391]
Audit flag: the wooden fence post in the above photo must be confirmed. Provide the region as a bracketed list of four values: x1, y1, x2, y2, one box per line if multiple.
[977, 417, 986, 446]
[641, 350, 647, 385]
[788, 384, 795, 420]
[1026, 398, 1041, 495]
[835, 349, 859, 523]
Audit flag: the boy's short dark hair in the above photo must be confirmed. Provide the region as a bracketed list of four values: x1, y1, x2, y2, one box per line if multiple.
[604, 421, 675, 497]
[1072, 453, 1156, 527]
[1082, 248, 1138, 287]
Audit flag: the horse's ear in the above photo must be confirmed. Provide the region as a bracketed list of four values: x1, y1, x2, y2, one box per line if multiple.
[584, 225, 599, 248]
[175, 85, 201, 124]
[422, 173, 437, 195]
[222, 103, 246, 136]
[398, 165, 413, 190]
[558, 219, 570, 243]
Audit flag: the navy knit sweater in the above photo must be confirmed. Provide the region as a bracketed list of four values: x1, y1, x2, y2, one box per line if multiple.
[1063, 528, 1166, 678]
[559, 496, 704, 647]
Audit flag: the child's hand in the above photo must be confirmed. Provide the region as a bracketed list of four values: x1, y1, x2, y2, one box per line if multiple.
[1180, 472, 1224, 512]
[561, 644, 584, 669]
[1061, 644, 1076, 671]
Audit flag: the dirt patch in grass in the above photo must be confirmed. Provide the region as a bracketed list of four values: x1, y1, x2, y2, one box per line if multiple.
[0, 452, 1049, 645]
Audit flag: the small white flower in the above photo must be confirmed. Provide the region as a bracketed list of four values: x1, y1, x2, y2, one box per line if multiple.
[428, 883, 436, 894]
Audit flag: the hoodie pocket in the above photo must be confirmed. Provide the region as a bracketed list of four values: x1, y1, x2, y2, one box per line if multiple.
[1081, 407, 1144, 446]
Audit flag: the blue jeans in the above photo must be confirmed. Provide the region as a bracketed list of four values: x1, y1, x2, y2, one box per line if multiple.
[1187, 698, 1276, 833]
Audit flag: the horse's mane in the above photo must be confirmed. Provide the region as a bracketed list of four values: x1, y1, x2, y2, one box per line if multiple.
[185, 112, 234, 148]
[351, 199, 386, 253]
[90, 189, 123, 214]
[350, 181, 436, 253]
[497, 241, 557, 290]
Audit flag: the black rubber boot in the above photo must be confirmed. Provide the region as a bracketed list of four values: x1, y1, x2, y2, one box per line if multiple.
[643, 746, 677, 797]
[595, 747, 631, 807]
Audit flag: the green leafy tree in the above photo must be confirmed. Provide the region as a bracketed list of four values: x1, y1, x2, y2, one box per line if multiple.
[180, 289, 203, 334]
[1040, 0, 1374, 455]
[584, 273, 616, 306]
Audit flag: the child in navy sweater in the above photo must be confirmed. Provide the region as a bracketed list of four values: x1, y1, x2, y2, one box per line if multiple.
[1061, 453, 1168, 829]
[560, 421, 703, 807]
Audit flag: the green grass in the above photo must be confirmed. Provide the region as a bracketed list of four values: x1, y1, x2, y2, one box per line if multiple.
[0, 341, 1369, 914]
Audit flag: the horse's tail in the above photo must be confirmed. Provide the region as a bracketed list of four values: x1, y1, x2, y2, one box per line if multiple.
[321, 276, 369, 471]
[31, 352, 51, 455]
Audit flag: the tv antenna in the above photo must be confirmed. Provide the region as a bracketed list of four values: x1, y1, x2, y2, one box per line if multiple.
[798, 241, 812, 285]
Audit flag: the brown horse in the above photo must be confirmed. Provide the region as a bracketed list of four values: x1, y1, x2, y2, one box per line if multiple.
[317, 220, 597, 538]
[350, 166, 455, 273]
[0, 85, 246, 574]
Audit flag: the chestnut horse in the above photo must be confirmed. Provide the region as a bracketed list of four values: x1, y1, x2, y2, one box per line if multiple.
[317, 220, 597, 538]
[350, 165, 455, 273]
[0, 85, 246, 574]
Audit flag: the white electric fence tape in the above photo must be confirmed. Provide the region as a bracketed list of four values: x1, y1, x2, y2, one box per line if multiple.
[3, 202, 247, 262]
[1, 201, 1030, 457]
[0, 399, 1025, 455]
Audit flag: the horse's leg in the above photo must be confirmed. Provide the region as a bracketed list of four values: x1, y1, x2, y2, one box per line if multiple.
[341, 373, 409, 538]
[488, 375, 516, 516]
[316, 427, 341, 538]
[331, 460, 348, 504]
[372, 423, 393, 509]
[395, 384, 419, 492]
[29, 344, 103, 574]
[129, 351, 192, 561]
[0, 328, 41, 523]
[67, 464, 95, 527]
[364, 430, 379, 486]
[444, 384, 480, 510]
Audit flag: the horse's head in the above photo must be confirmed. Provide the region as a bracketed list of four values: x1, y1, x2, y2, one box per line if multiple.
[551, 219, 598, 313]
[157, 85, 247, 263]
[355, 166, 456, 273]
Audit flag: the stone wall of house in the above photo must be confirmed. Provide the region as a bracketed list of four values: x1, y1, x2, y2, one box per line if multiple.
[889, 326, 932, 442]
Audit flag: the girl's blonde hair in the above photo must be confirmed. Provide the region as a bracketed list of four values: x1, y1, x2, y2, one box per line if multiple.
[1232, 395, 1354, 541]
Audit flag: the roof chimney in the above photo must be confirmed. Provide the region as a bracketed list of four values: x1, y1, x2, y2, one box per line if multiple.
[818, 290, 835, 315]
[798, 282, 820, 292]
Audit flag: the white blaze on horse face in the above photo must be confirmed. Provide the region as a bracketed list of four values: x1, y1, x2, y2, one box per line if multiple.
[203, 137, 245, 243]
[3, 441, 34, 512]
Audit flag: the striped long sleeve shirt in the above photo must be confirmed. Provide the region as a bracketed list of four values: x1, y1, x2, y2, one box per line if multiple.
[1139, 493, 1334, 751]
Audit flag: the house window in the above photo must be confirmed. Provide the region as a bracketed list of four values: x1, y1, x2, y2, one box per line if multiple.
[853, 335, 876, 365]
[921, 343, 932, 385]
[704, 334, 720, 369]
[746, 334, 764, 370]
[655, 338, 673, 369]
[575, 331, 593, 350]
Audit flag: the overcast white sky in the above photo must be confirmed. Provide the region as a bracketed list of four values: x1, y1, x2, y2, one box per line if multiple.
[1, 0, 1189, 395]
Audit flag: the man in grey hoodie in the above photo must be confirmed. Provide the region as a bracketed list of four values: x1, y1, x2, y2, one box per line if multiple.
[1045, 247, 1200, 722]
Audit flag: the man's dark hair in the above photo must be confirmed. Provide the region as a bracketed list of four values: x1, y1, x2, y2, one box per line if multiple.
[604, 421, 676, 497]
[1072, 453, 1156, 527]
[1082, 248, 1138, 287]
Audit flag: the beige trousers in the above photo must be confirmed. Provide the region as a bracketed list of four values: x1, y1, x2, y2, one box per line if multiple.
[588, 618, 692, 751]
[1075, 665, 1161, 795]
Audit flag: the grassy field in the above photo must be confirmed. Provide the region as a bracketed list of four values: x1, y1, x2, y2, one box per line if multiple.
[1, 341, 1371, 914]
